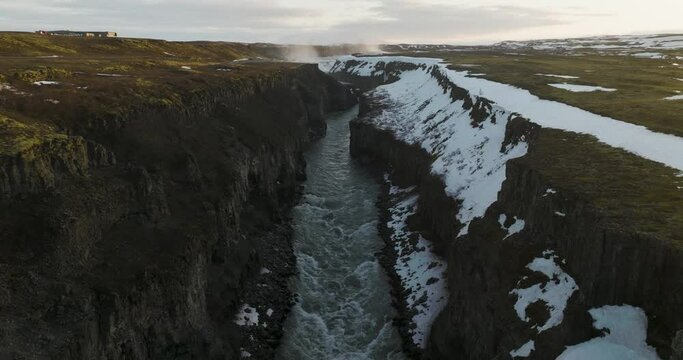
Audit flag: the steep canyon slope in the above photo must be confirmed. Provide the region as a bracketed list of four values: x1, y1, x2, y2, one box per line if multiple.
[0, 34, 356, 359]
[325, 56, 683, 360]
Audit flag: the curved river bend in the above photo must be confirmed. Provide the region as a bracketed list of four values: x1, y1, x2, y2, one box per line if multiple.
[276, 106, 406, 360]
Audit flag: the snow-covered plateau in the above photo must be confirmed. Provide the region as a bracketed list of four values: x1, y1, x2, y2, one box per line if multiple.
[496, 34, 683, 52]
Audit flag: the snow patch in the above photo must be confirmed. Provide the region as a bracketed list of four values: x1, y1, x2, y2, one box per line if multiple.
[556, 305, 660, 360]
[266, 308, 274, 317]
[498, 214, 525, 240]
[388, 184, 416, 195]
[33, 81, 60, 86]
[510, 250, 578, 333]
[386, 179, 448, 348]
[0, 83, 29, 96]
[96, 73, 130, 77]
[510, 340, 535, 358]
[543, 188, 557, 197]
[260, 267, 272, 274]
[497, 34, 683, 51]
[549, 83, 616, 92]
[555, 211, 566, 217]
[234, 304, 259, 326]
[632, 52, 664, 59]
[536, 73, 579, 79]
[663, 94, 683, 101]
[181, 66, 192, 70]
[44, 99, 60, 104]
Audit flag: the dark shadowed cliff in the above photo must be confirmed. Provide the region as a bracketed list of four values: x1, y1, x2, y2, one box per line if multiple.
[0, 35, 356, 358]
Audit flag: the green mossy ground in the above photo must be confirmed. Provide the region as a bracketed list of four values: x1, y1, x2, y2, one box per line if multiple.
[0, 32, 300, 159]
[0, 114, 66, 156]
[13, 67, 72, 83]
[523, 128, 683, 243]
[0, 32, 268, 59]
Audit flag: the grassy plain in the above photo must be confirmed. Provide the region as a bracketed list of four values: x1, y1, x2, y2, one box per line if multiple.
[441, 51, 683, 137]
[0, 32, 304, 154]
[525, 128, 683, 243]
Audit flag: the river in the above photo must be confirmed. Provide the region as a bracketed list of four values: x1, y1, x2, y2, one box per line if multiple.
[276, 106, 406, 360]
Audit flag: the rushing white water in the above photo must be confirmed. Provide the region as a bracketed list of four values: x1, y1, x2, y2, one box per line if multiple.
[276, 106, 406, 360]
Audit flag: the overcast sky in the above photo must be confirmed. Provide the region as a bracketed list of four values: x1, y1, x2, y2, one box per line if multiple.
[1, 0, 682, 44]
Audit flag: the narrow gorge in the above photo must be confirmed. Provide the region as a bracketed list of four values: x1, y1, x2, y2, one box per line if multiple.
[320, 56, 683, 360]
[275, 106, 404, 360]
[0, 63, 357, 358]
[1, 31, 682, 360]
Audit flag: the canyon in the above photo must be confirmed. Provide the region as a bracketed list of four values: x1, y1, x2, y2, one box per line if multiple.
[0, 51, 356, 357]
[325, 56, 683, 360]
[1, 32, 682, 360]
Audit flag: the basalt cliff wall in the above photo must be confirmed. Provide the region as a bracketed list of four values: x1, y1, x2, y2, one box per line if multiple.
[0, 64, 355, 359]
[335, 59, 683, 360]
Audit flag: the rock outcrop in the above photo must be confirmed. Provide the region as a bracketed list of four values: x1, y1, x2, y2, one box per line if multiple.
[0, 64, 355, 359]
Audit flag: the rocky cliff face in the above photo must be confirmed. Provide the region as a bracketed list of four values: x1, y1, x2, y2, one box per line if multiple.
[0, 64, 355, 359]
[332, 57, 683, 359]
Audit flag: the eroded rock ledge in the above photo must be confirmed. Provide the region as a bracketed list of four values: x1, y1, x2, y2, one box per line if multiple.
[0, 64, 355, 359]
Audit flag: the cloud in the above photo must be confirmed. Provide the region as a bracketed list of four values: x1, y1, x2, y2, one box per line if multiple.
[0, 0, 677, 44]
[0, 0, 327, 39]
[2, 1, 318, 26]
[279, 1, 572, 44]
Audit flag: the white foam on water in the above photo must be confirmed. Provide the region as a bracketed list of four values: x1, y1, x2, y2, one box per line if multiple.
[277, 106, 406, 359]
